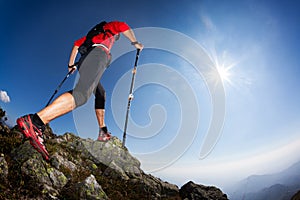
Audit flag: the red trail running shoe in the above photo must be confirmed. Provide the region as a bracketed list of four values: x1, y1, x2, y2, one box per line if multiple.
[16, 115, 49, 161]
[97, 127, 111, 142]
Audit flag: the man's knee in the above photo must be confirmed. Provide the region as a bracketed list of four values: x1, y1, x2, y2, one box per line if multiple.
[95, 98, 105, 109]
[69, 90, 90, 108]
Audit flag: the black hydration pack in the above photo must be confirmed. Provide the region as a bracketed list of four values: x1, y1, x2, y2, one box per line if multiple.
[78, 21, 109, 55]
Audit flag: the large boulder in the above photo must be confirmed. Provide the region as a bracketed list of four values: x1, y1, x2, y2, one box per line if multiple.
[180, 181, 228, 200]
[292, 190, 300, 200]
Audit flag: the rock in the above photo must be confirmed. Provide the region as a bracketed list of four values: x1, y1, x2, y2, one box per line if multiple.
[21, 158, 53, 187]
[50, 152, 77, 173]
[76, 174, 108, 200]
[292, 190, 300, 200]
[47, 167, 68, 189]
[0, 154, 8, 184]
[139, 174, 180, 199]
[180, 181, 229, 200]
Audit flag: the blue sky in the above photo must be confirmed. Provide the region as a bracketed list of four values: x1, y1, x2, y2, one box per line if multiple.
[1, 0, 300, 192]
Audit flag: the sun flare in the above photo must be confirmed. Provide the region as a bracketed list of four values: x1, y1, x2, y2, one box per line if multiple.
[217, 65, 231, 83]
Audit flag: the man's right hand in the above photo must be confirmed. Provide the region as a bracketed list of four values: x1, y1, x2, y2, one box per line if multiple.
[68, 66, 77, 74]
[68, 62, 79, 73]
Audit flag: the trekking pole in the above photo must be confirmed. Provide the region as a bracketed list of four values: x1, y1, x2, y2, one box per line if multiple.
[122, 49, 141, 147]
[45, 63, 78, 107]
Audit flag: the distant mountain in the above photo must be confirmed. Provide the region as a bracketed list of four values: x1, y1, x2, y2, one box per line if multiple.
[229, 161, 300, 200]
[240, 184, 300, 200]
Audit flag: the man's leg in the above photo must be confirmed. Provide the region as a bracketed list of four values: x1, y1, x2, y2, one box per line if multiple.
[94, 83, 106, 127]
[16, 92, 76, 161]
[96, 108, 111, 141]
[17, 48, 109, 159]
[94, 83, 111, 141]
[38, 92, 76, 124]
[95, 109, 106, 128]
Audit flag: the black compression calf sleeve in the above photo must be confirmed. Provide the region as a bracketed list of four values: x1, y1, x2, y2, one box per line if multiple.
[101, 126, 108, 133]
[32, 113, 45, 129]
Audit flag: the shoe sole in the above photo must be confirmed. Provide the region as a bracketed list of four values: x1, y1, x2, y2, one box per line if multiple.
[97, 137, 111, 142]
[17, 117, 50, 161]
[97, 132, 111, 142]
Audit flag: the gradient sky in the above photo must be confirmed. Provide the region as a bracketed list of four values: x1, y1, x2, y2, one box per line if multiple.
[1, 0, 300, 193]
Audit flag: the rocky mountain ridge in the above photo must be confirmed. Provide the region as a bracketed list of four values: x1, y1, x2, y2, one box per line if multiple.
[0, 107, 228, 200]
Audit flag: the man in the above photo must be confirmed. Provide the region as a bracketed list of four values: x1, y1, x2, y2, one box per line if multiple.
[16, 21, 144, 160]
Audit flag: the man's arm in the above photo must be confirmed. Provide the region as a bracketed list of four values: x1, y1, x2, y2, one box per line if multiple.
[122, 29, 144, 50]
[68, 45, 79, 72]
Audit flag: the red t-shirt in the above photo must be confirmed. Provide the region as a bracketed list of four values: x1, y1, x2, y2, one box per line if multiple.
[74, 21, 130, 51]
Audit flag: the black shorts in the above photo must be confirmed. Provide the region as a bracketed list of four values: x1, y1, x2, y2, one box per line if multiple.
[70, 47, 110, 108]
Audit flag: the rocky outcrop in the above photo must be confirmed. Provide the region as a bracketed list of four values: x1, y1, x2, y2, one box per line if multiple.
[0, 107, 228, 200]
[180, 181, 228, 200]
[292, 190, 300, 200]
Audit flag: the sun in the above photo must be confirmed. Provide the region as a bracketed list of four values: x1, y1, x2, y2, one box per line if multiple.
[205, 62, 235, 88]
[217, 64, 232, 84]
[205, 48, 240, 89]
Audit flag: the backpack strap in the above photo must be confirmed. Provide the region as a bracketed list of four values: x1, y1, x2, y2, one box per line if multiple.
[78, 21, 110, 55]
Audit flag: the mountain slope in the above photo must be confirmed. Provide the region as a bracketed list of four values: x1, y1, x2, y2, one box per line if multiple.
[0, 108, 228, 200]
[229, 160, 300, 200]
